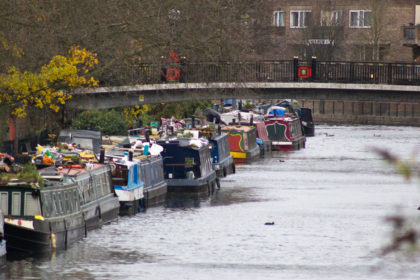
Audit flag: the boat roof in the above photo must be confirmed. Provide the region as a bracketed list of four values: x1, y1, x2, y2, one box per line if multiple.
[221, 125, 255, 132]
[39, 163, 106, 178]
[266, 106, 286, 111]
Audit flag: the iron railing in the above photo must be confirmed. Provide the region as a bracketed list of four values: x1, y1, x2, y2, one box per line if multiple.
[102, 59, 420, 86]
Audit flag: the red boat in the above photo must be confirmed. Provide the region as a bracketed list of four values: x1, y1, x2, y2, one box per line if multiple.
[263, 106, 306, 151]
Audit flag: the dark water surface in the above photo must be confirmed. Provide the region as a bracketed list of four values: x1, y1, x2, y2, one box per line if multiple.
[2, 125, 420, 280]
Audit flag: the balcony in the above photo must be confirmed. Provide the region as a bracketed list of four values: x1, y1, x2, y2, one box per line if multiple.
[309, 26, 344, 40]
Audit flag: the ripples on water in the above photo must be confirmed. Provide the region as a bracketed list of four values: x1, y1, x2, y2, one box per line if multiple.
[1, 125, 420, 280]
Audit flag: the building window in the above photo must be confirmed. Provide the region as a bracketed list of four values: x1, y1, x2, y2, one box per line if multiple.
[350, 10, 371, 28]
[404, 27, 415, 39]
[290, 10, 311, 28]
[273, 11, 284, 27]
[321, 10, 343, 26]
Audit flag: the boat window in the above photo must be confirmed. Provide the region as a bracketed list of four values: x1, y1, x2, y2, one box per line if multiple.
[11, 192, 21, 216]
[0, 192, 8, 215]
[103, 173, 109, 195]
[42, 192, 52, 217]
[59, 192, 66, 214]
[73, 190, 80, 211]
[64, 191, 70, 213]
[24, 192, 42, 216]
[102, 174, 108, 196]
[53, 193, 62, 215]
[93, 175, 101, 198]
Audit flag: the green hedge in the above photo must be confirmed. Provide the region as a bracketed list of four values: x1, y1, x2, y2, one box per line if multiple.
[71, 110, 129, 135]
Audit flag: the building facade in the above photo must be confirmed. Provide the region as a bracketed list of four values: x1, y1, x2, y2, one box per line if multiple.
[265, 0, 420, 62]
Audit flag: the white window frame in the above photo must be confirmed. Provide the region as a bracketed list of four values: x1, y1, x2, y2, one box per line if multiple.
[273, 10, 285, 27]
[290, 10, 311, 28]
[349, 10, 371, 28]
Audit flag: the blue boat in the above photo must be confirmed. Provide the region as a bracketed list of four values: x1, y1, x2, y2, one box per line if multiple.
[107, 137, 167, 210]
[157, 138, 217, 194]
[108, 155, 145, 216]
[208, 133, 235, 178]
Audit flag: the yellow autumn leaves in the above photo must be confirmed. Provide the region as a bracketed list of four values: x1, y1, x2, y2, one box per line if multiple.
[123, 104, 149, 127]
[0, 46, 99, 118]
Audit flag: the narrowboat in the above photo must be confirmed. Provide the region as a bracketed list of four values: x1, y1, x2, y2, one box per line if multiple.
[221, 125, 260, 163]
[276, 100, 315, 137]
[263, 106, 306, 151]
[106, 137, 167, 209]
[139, 155, 167, 208]
[39, 163, 120, 231]
[108, 153, 145, 216]
[1, 177, 85, 255]
[200, 128, 235, 177]
[157, 137, 217, 194]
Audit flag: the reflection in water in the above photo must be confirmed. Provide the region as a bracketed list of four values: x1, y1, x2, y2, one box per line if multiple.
[166, 193, 203, 208]
[2, 125, 420, 280]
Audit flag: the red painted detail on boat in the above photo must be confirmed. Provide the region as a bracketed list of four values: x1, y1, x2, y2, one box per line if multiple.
[228, 134, 243, 152]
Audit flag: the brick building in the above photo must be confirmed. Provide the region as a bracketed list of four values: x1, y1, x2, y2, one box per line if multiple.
[264, 0, 420, 62]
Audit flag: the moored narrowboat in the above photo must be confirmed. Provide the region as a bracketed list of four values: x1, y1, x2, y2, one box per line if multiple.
[39, 163, 120, 231]
[108, 155, 145, 216]
[221, 125, 260, 163]
[263, 106, 306, 151]
[157, 138, 217, 194]
[205, 130, 235, 177]
[139, 155, 167, 208]
[276, 100, 315, 137]
[107, 134, 168, 209]
[1, 177, 85, 255]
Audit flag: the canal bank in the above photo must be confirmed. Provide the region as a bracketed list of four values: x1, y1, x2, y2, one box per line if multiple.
[299, 99, 420, 126]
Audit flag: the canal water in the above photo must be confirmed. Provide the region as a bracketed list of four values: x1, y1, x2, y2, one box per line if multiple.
[2, 124, 420, 280]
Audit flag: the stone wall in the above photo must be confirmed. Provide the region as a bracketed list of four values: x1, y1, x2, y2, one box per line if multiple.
[299, 99, 420, 126]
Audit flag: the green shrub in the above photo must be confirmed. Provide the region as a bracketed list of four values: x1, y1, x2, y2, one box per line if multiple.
[71, 109, 129, 135]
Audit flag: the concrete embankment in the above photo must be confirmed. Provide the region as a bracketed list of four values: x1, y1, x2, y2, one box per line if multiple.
[298, 99, 420, 126]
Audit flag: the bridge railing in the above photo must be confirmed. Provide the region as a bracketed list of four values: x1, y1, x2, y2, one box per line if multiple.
[102, 60, 420, 86]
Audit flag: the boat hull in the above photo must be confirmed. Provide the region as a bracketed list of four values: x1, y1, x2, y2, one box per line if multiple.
[271, 137, 306, 151]
[230, 145, 260, 163]
[213, 154, 235, 177]
[82, 193, 120, 231]
[4, 213, 85, 256]
[144, 181, 168, 208]
[165, 171, 217, 194]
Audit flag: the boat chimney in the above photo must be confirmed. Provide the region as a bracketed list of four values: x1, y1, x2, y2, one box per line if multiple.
[218, 125, 221, 135]
[192, 116, 195, 128]
[99, 147, 105, 164]
[128, 150, 133, 161]
[145, 129, 150, 142]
